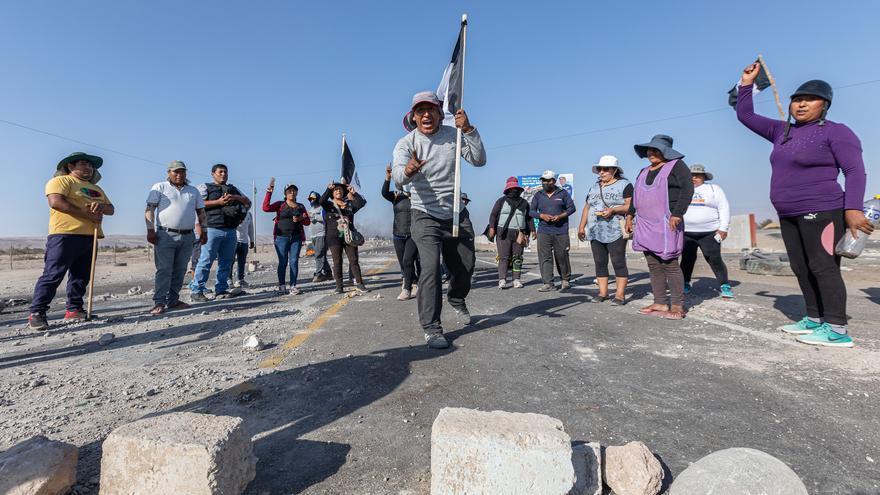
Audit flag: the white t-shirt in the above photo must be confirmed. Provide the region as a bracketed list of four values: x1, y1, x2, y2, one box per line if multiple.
[236, 213, 254, 243]
[684, 183, 730, 233]
[146, 181, 205, 230]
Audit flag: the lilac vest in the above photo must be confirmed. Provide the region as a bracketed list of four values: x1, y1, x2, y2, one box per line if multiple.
[631, 160, 684, 260]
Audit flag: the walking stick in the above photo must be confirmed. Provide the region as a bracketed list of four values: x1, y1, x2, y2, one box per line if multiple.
[86, 225, 99, 320]
[757, 54, 786, 120]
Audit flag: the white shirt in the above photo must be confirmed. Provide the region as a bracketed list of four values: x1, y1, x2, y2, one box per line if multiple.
[236, 212, 254, 243]
[146, 181, 205, 230]
[684, 183, 730, 233]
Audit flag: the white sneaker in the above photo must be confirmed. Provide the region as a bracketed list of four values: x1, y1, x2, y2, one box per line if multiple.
[397, 289, 412, 301]
[411, 284, 418, 297]
[513, 280, 523, 289]
[498, 280, 509, 289]
[289, 286, 301, 295]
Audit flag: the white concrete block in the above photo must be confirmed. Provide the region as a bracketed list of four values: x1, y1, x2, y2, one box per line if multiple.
[99, 412, 256, 495]
[431, 407, 575, 495]
[0, 436, 77, 495]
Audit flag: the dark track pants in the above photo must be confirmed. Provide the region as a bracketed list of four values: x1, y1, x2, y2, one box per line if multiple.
[779, 210, 847, 325]
[681, 231, 729, 285]
[393, 235, 420, 290]
[30, 234, 93, 314]
[537, 233, 571, 284]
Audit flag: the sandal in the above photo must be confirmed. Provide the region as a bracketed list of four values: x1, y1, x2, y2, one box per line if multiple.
[593, 295, 609, 303]
[638, 306, 666, 315]
[149, 304, 166, 316]
[661, 310, 687, 320]
[611, 298, 626, 306]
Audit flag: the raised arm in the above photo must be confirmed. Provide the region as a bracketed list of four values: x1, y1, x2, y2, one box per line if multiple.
[381, 178, 395, 203]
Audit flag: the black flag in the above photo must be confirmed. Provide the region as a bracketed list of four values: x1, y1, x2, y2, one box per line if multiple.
[341, 137, 356, 185]
[728, 59, 771, 107]
[436, 19, 466, 126]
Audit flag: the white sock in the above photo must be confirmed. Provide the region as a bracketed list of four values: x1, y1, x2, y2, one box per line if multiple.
[827, 324, 847, 335]
[807, 317, 821, 324]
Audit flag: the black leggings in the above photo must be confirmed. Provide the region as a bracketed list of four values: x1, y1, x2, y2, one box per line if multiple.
[393, 236, 420, 290]
[590, 238, 628, 278]
[681, 231, 729, 285]
[327, 236, 363, 290]
[779, 210, 846, 325]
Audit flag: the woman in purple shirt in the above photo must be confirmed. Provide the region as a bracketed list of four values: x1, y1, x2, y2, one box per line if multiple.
[736, 62, 873, 348]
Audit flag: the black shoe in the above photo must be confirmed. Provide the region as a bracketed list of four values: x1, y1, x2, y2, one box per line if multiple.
[451, 303, 473, 326]
[425, 333, 450, 349]
[191, 292, 209, 303]
[28, 313, 49, 331]
[334, 287, 345, 295]
[214, 291, 231, 299]
[355, 283, 369, 292]
[611, 297, 626, 306]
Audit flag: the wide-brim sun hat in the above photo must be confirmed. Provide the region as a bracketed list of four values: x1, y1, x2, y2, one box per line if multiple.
[591, 155, 623, 175]
[503, 176, 523, 193]
[633, 134, 684, 160]
[689, 164, 714, 181]
[57, 152, 103, 172]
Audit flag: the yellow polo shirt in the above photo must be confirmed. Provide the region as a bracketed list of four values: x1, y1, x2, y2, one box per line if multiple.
[45, 175, 111, 237]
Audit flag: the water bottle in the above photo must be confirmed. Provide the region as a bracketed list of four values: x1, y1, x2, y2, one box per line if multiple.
[835, 195, 880, 258]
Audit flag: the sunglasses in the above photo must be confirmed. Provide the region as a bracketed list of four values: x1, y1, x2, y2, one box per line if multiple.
[596, 167, 616, 172]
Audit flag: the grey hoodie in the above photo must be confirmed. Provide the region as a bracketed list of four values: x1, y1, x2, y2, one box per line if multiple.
[392, 125, 486, 220]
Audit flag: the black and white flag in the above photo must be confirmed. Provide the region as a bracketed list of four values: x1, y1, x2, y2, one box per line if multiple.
[341, 137, 356, 185]
[436, 19, 466, 126]
[728, 59, 771, 107]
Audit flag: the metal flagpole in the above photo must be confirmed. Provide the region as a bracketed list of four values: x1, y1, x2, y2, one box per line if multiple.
[252, 180, 257, 253]
[757, 54, 786, 120]
[452, 13, 468, 237]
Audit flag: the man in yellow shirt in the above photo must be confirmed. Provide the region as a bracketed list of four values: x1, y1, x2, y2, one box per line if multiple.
[28, 152, 114, 330]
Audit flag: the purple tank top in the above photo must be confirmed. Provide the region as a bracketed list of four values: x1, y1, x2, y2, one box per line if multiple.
[632, 160, 684, 260]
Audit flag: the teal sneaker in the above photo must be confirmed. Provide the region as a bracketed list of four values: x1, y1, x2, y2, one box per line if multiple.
[683, 283, 691, 295]
[796, 324, 854, 348]
[779, 316, 821, 335]
[720, 284, 734, 299]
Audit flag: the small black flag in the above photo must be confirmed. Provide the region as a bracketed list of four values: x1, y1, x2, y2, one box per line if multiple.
[341, 138, 356, 185]
[728, 59, 771, 107]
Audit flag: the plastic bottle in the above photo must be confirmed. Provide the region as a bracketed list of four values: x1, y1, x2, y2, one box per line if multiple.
[835, 195, 880, 258]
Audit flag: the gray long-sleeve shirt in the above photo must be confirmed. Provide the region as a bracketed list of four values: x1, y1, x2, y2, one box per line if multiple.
[392, 125, 486, 220]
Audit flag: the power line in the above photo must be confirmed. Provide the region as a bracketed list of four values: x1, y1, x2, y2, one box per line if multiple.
[3, 78, 879, 182]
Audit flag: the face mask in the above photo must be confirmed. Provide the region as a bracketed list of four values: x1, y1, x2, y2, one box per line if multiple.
[310, 200, 319, 207]
[505, 189, 521, 199]
[542, 183, 555, 193]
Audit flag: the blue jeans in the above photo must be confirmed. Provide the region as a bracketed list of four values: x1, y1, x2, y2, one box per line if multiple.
[153, 230, 195, 305]
[274, 235, 303, 287]
[189, 227, 237, 294]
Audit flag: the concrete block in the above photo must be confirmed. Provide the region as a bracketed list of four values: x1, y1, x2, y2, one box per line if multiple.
[99, 412, 256, 495]
[604, 441, 664, 495]
[670, 448, 807, 495]
[571, 442, 602, 495]
[0, 435, 78, 495]
[431, 407, 575, 495]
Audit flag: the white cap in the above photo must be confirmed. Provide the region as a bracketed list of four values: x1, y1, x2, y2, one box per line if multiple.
[591, 155, 622, 174]
[541, 169, 557, 180]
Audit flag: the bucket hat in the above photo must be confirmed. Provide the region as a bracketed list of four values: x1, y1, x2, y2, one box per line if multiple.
[503, 176, 523, 193]
[591, 155, 623, 175]
[633, 134, 684, 160]
[689, 164, 714, 181]
[56, 152, 103, 172]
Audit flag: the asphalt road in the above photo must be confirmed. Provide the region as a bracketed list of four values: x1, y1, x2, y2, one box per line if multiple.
[172, 249, 879, 494]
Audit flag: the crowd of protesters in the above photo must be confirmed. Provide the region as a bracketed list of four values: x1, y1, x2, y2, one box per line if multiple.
[24, 65, 872, 349]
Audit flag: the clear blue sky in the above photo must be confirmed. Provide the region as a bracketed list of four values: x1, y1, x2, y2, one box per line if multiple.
[2, 0, 878, 237]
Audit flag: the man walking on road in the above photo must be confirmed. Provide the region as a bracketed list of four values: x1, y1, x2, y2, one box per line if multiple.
[392, 91, 486, 349]
[307, 191, 332, 282]
[531, 170, 576, 291]
[28, 152, 114, 330]
[189, 163, 251, 301]
[145, 160, 207, 315]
